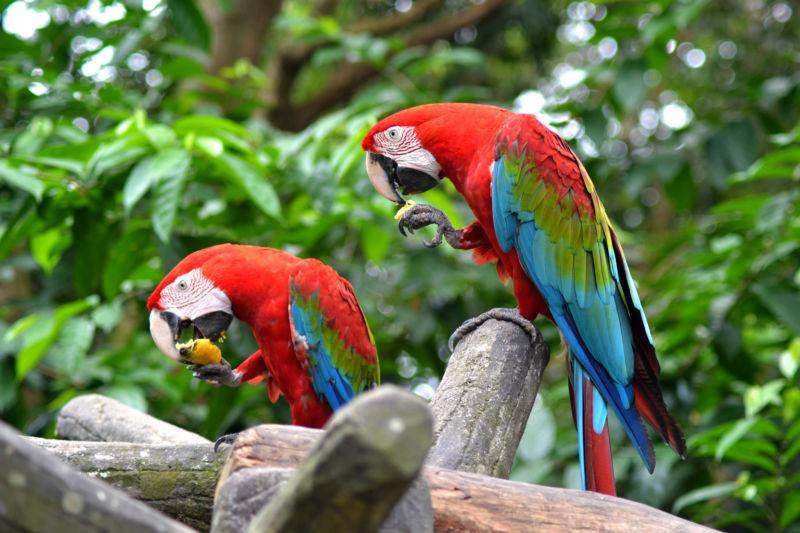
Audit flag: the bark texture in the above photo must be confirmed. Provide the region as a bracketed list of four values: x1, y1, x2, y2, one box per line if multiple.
[243, 385, 433, 533]
[428, 318, 549, 478]
[0, 421, 196, 533]
[56, 393, 210, 445]
[30, 438, 226, 531]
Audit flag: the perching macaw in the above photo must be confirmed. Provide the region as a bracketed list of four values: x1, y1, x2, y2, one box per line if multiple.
[147, 244, 379, 429]
[361, 103, 685, 495]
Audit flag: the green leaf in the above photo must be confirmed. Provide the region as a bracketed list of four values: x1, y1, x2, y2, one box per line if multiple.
[672, 482, 739, 514]
[195, 136, 223, 157]
[779, 492, 800, 529]
[744, 379, 786, 418]
[211, 152, 281, 219]
[123, 156, 156, 212]
[706, 120, 758, 189]
[151, 151, 191, 242]
[12, 116, 53, 156]
[104, 383, 148, 412]
[102, 223, 153, 299]
[145, 124, 177, 147]
[0, 161, 44, 200]
[55, 317, 96, 380]
[73, 208, 111, 297]
[751, 282, 800, 337]
[715, 417, 758, 462]
[166, 0, 211, 51]
[13, 297, 98, 381]
[0, 196, 38, 263]
[30, 226, 71, 274]
[0, 357, 16, 411]
[91, 298, 124, 334]
[125, 147, 193, 212]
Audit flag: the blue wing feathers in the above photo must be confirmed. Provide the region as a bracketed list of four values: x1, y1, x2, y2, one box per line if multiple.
[492, 158, 517, 253]
[491, 135, 656, 473]
[290, 297, 356, 411]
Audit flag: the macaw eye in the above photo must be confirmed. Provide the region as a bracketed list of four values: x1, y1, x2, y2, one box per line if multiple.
[386, 127, 400, 141]
[177, 279, 189, 291]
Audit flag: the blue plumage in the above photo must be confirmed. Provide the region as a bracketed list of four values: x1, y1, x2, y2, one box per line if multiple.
[491, 145, 657, 479]
[290, 297, 356, 411]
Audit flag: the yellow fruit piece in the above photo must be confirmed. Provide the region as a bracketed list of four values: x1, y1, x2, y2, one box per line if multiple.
[393, 200, 417, 220]
[176, 338, 222, 365]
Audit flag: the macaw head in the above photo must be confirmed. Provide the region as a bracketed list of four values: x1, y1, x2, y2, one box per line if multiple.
[147, 246, 234, 362]
[361, 103, 511, 203]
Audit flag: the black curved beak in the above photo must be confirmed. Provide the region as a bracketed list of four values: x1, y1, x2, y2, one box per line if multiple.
[366, 152, 441, 203]
[149, 309, 233, 361]
[193, 311, 233, 342]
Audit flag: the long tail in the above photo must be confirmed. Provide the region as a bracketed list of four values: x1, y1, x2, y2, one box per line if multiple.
[570, 355, 617, 495]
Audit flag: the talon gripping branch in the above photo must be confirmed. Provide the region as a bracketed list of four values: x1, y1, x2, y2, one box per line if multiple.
[362, 103, 686, 495]
[147, 244, 379, 428]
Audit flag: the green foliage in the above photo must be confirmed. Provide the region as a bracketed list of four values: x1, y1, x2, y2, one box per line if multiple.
[1, 1, 800, 529]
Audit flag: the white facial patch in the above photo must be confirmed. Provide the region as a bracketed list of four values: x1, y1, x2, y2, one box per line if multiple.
[373, 126, 442, 180]
[157, 268, 232, 319]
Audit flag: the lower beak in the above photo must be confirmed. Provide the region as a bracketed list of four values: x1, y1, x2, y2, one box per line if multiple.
[149, 309, 233, 361]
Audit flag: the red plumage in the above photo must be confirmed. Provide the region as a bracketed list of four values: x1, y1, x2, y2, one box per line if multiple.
[363, 103, 685, 495]
[148, 244, 378, 428]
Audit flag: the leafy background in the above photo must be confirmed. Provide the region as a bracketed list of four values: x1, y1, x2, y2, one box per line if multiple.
[1, 1, 799, 530]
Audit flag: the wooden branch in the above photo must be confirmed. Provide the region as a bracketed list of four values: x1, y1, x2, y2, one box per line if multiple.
[197, 0, 282, 72]
[23, 319, 714, 532]
[0, 421, 196, 533]
[28, 428, 717, 532]
[56, 393, 210, 444]
[428, 318, 549, 478]
[29, 438, 225, 532]
[240, 385, 433, 533]
[267, 0, 509, 131]
[426, 468, 716, 533]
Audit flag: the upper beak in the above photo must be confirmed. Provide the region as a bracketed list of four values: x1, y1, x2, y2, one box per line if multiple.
[149, 309, 233, 362]
[366, 151, 442, 203]
[150, 309, 183, 361]
[366, 152, 406, 204]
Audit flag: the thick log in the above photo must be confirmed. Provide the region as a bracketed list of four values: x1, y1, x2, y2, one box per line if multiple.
[428, 318, 549, 478]
[243, 385, 433, 533]
[28, 426, 717, 533]
[0, 421, 196, 533]
[29, 438, 226, 531]
[57, 393, 210, 445]
[427, 468, 715, 533]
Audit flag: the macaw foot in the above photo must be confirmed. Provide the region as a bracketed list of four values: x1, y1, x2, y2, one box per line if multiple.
[398, 203, 461, 249]
[189, 357, 242, 387]
[213, 432, 240, 453]
[448, 307, 537, 352]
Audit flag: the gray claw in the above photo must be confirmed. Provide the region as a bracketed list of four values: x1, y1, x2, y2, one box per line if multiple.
[190, 358, 241, 387]
[448, 308, 537, 351]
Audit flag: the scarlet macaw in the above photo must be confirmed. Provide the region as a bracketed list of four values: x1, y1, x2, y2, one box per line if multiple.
[361, 103, 685, 494]
[147, 244, 379, 429]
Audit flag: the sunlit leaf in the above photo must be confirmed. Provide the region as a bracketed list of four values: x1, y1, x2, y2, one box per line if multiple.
[151, 150, 191, 242]
[715, 417, 758, 462]
[0, 161, 44, 200]
[672, 482, 739, 514]
[29, 225, 71, 274]
[14, 297, 98, 381]
[210, 152, 280, 219]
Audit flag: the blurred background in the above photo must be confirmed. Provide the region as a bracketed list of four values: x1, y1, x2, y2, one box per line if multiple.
[1, 1, 799, 530]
